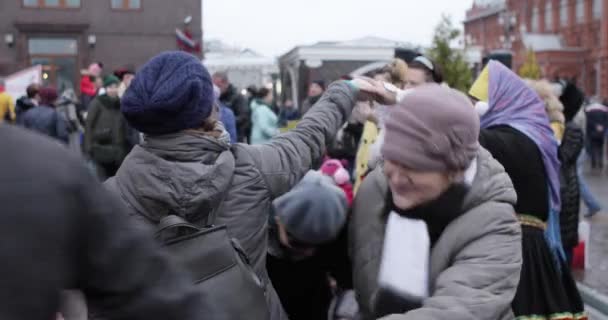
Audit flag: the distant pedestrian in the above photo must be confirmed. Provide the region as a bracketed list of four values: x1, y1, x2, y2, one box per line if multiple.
[114, 68, 135, 98]
[246, 85, 258, 106]
[214, 85, 237, 144]
[0, 78, 15, 124]
[15, 84, 40, 125]
[22, 86, 69, 143]
[250, 87, 279, 144]
[278, 99, 300, 127]
[212, 72, 251, 143]
[56, 88, 85, 152]
[585, 102, 608, 170]
[80, 62, 103, 111]
[300, 80, 325, 115]
[573, 100, 603, 217]
[84, 75, 135, 179]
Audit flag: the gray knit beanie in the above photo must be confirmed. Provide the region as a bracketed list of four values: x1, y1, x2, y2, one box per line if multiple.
[273, 171, 348, 245]
[382, 84, 480, 171]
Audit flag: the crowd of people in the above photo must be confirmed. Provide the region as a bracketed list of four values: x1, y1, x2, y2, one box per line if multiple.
[0, 49, 604, 320]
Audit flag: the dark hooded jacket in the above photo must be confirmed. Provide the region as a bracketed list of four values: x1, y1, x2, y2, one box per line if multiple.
[22, 105, 70, 143]
[85, 95, 135, 166]
[0, 125, 206, 320]
[15, 97, 37, 125]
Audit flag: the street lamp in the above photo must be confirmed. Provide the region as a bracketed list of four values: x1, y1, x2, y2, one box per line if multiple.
[87, 35, 96, 48]
[4, 33, 14, 48]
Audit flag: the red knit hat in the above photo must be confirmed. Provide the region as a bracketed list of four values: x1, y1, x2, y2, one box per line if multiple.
[38, 86, 58, 107]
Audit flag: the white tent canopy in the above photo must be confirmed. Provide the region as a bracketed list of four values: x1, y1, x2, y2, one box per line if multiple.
[203, 43, 278, 90]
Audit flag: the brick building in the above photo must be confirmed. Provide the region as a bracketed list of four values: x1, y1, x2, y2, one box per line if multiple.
[464, 0, 608, 98]
[0, 0, 202, 93]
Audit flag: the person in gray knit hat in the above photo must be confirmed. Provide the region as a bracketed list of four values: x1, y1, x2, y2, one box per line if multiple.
[349, 83, 522, 320]
[267, 170, 352, 320]
[273, 170, 348, 250]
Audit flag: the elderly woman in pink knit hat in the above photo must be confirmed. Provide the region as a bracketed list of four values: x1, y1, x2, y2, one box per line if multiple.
[349, 83, 522, 320]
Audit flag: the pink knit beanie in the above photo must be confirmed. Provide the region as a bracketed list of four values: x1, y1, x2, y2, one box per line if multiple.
[382, 84, 480, 171]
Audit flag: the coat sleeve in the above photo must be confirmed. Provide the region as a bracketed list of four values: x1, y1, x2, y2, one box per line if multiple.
[72, 164, 205, 320]
[380, 203, 522, 320]
[245, 81, 357, 199]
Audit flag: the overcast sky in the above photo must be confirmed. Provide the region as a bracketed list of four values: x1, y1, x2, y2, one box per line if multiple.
[203, 0, 475, 58]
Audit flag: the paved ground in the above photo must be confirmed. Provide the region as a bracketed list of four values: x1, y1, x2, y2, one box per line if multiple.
[573, 167, 608, 297]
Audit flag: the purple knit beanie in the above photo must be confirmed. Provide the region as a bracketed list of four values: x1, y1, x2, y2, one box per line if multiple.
[382, 84, 480, 171]
[121, 51, 214, 135]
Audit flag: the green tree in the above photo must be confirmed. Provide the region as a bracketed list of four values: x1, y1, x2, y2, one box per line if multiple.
[518, 49, 542, 79]
[427, 15, 473, 92]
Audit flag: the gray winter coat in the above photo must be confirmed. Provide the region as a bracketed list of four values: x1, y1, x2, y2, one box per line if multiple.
[350, 148, 522, 320]
[104, 82, 356, 320]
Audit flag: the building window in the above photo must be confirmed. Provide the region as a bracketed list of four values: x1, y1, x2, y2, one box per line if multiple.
[594, 0, 602, 18]
[546, 1, 553, 31]
[560, 0, 568, 26]
[28, 38, 78, 55]
[532, 7, 539, 32]
[23, 0, 80, 8]
[111, 0, 141, 10]
[576, 0, 585, 23]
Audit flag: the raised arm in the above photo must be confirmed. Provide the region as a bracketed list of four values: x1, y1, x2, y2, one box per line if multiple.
[245, 81, 357, 198]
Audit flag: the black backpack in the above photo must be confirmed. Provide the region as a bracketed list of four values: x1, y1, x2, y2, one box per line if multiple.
[155, 152, 270, 320]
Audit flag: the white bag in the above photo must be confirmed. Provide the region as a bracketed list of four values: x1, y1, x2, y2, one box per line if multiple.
[578, 220, 591, 270]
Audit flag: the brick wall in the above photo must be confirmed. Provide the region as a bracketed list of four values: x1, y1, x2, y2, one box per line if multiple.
[465, 0, 608, 97]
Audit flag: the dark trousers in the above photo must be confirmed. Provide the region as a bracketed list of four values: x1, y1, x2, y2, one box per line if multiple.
[590, 138, 605, 169]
